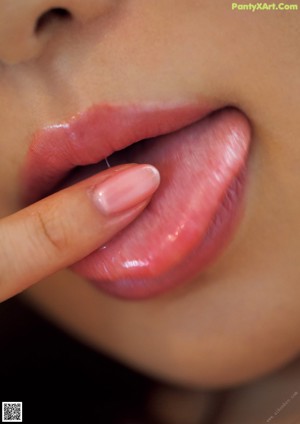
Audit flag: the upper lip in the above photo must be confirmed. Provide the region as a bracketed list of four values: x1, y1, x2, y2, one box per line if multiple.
[20, 101, 216, 204]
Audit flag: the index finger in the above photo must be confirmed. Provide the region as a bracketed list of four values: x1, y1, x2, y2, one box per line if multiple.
[0, 164, 160, 302]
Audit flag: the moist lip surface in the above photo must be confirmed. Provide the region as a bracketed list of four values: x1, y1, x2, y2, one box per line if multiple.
[21, 103, 251, 299]
[21, 102, 212, 204]
[73, 108, 251, 299]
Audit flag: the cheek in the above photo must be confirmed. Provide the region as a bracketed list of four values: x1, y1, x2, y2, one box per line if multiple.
[0, 148, 23, 217]
[0, 80, 38, 217]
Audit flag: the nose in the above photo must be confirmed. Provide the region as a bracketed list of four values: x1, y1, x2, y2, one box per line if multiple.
[0, 0, 113, 65]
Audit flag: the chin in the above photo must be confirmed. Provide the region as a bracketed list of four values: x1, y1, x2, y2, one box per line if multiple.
[118, 340, 300, 390]
[23, 271, 300, 390]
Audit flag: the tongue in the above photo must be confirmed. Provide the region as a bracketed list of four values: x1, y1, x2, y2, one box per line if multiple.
[72, 108, 250, 295]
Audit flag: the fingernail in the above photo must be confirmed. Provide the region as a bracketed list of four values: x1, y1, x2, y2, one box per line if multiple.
[91, 165, 160, 216]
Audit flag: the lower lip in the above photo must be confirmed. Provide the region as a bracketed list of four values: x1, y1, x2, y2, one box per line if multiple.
[71, 108, 251, 299]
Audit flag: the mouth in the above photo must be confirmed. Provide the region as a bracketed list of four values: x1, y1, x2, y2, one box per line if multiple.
[21, 101, 251, 299]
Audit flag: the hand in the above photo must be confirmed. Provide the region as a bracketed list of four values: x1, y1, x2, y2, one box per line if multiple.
[0, 164, 160, 302]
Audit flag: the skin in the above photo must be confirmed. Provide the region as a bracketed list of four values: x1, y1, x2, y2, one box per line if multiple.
[0, 1, 300, 419]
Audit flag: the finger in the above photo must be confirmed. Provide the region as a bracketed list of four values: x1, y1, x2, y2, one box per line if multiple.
[0, 164, 160, 302]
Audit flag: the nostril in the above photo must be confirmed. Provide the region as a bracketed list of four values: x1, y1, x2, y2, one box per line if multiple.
[35, 8, 72, 34]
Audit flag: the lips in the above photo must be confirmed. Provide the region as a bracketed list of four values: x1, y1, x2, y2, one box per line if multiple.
[21, 102, 251, 299]
[21, 102, 211, 204]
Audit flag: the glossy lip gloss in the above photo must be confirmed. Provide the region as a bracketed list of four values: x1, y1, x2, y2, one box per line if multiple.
[21, 103, 251, 299]
[21, 101, 212, 204]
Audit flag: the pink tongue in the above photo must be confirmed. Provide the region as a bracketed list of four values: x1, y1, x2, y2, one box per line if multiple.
[73, 108, 250, 289]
